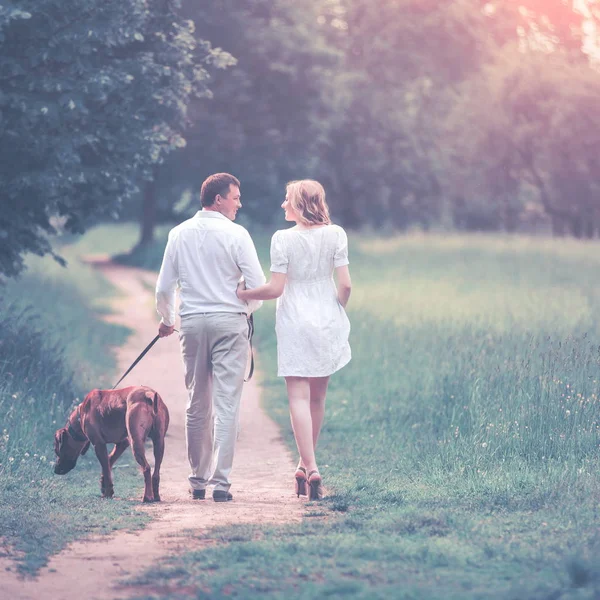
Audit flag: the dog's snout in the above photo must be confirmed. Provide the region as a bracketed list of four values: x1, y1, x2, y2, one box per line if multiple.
[54, 460, 76, 475]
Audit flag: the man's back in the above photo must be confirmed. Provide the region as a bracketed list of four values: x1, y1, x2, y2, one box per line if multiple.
[156, 211, 265, 325]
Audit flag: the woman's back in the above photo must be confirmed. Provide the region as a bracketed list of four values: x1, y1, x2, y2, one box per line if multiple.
[271, 224, 348, 282]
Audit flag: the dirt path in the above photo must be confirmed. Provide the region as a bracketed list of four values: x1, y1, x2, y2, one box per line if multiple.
[3, 260, 303, 600]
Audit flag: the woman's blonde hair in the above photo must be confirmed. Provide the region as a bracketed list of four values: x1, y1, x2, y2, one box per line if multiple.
[286, 179, 331, 226]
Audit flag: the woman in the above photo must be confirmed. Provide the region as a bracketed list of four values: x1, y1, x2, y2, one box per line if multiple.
[237, 179, 351, 500]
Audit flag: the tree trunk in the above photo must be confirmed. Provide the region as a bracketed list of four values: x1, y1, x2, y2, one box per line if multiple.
[551, 214, 566, 237]
[338, 184, 362, 229]
[584, 212, 595, 239]
[139, 177, 158, 247]
[503, 206, 518, 233]
[570, 214, 583, 238]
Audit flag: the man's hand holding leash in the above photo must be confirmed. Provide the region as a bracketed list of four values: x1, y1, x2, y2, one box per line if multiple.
[159, 323, 175, 338]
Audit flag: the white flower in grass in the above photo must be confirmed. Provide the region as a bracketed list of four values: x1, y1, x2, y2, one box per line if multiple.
[8, 457, 14, 463]
[481, 442, 488, 448]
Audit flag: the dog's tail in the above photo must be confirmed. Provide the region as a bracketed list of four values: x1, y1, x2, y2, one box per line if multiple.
[144, 390, 160, 415]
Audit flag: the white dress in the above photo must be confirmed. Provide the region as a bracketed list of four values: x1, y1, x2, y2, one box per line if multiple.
[270, 224, 351, 377]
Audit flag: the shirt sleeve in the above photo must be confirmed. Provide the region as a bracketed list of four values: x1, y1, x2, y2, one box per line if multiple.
[236, 229, 266, 314]
[155, 231, 179, 326]
[334, 226, 349, 268]
[270, 231, 288, 273]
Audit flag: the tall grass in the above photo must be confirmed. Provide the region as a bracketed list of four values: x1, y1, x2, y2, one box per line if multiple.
[346, 235, 600, 471]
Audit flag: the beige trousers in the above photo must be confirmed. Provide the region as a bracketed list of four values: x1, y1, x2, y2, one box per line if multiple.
[179, 312, 248, 492]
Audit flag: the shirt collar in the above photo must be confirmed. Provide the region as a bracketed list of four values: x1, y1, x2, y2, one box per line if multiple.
[196, 210, 230, 221]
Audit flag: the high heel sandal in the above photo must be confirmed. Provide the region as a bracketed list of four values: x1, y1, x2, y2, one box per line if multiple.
[295, 466, 307, 497]
[307, 470, 323, 501]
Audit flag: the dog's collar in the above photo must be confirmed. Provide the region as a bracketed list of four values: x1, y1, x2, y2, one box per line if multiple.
[67, 415, 88, 443]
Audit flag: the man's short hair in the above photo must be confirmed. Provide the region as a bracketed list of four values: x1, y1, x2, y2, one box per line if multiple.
[200, 173, 241, 207]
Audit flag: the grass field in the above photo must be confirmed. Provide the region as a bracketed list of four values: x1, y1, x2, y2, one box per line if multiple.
[0, 225, 153, 575]
[3, 223, 599, 594]
[116, 229, 600, 599]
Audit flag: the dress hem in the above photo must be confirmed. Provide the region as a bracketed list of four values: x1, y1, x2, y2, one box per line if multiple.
[277, 355, 351, 378]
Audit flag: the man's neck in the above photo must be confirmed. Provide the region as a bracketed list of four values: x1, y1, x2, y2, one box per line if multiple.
[202, 206, 228, 218]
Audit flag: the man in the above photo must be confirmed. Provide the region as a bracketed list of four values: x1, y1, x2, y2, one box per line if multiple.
[155, 173, 265, 502]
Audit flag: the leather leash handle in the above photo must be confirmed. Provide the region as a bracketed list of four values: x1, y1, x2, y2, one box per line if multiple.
[244, 314, 255, 383]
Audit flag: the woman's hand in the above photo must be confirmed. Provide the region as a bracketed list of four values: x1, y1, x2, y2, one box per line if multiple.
[335, 265, 351, 308]
[236, 280, 247, 300]
[236, 273, 286, 301]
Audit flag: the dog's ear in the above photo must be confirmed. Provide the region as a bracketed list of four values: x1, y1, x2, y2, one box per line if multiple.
[54, 428, 67, 454]
[80, 440, 91, 456]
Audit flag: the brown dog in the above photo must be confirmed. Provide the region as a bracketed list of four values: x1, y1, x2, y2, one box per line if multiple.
[53, 385, 169, 502]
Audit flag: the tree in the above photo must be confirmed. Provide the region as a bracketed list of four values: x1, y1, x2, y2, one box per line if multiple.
[150, 0, 343, 226]
[481, 0, 590, 55]
[446, 47, 600, 235]
[0, 0, 224, 277]
[324, 0, 600, 233]
[315, 0, 495, 229]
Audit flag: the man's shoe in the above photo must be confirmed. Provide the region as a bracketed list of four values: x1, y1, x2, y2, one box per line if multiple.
[213, 490, 233, 502]
[190, 488, 206, 500]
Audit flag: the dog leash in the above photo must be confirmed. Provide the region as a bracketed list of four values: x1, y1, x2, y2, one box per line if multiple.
[112, 316, 255, 389]
[112, 333, 168, 389]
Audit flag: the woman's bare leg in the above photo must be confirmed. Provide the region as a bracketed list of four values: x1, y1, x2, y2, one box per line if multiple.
[286, 377, 318, 473]
[309, 376, 330, 450]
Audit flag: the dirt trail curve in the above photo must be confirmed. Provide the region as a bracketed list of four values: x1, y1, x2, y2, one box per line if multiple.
[3, 259, 303, 600]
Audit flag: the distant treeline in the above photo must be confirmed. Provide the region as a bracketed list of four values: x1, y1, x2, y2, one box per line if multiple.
[161, 1, 600, 239]
[2, 1, 599, 276]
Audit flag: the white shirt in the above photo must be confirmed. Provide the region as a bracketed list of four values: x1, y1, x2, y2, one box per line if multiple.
[156, 211, 266, 326]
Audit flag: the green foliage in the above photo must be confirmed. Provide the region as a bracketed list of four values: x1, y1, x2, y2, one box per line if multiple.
[447, 47, 600, 236]
[5, 0, 600, 241]
[313, 0, 501, 229]
[153, 0, 343, 225]
[317, 0, 600, 233]
[0, 0, 222, 277]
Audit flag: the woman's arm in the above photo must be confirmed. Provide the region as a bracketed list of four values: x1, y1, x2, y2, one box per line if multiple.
[237, 272, 287, 301]
[335, 265, 352, 307]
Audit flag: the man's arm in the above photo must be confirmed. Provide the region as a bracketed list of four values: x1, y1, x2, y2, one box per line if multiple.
[155, 234, 178, 336]
[237, 230, 267, 313]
